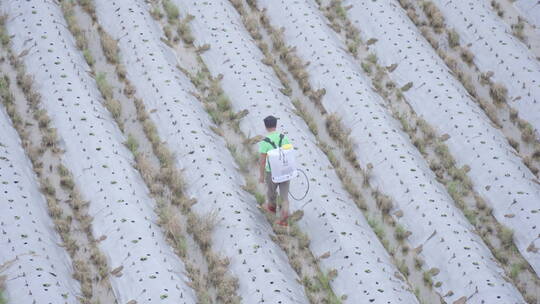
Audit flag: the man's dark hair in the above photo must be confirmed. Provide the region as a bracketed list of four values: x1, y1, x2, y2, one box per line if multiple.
[264, 115, 278, 128]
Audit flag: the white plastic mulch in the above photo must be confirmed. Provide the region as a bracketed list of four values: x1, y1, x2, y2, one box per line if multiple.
[430, 0, 540, 137]
[2, 1, 197, 303]
[514, 0, 540, 30]
[257, 0, 526, 302]
[172, 0, 421, 302]
[93, 0, 310, 302]
[344, 0, 540, 278]
[0, 107, 80, 303]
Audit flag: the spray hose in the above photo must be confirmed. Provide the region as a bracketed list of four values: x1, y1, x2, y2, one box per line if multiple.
[288, 168, 310, 201]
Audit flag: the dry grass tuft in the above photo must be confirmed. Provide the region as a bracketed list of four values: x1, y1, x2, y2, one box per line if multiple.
[325, 113, 349, 145]
[422, 1, 445, 32]
[491, 0, 504, 17]
[394, 224, 410, 242]
[434, 142, 455, 169]
[158, 203, 186, 254]
[17, 73, 33, 95]
[325, 113, 358, 165]
[243, 15, 261, 40]
[423, 270, 433, 287]
[414, 256, 425, 270]
[163, 0, 180, 23]
[90, 248, 109, 278]
[116, 64, 127, 80]
[188, 211, 218, 251]
[34, 109, 50, 129]
[461, 74, 477, 98]
[532, 147, 540, 160]
[124, 134, 139, 154]
[292, 99, 318, 135]
[150, 4, 163, 20]
[498, 226, 514, 249]
[155, 143, 174, 168]
[519, 120, 536, 143]
[0, 15, 10, 46]
[480, 71, 494, 85]
[99, 30, 119, 64]
[366, 53, 378, 64]
[508, 138, 520, 152]
[62, 1, 88, 50]
[490, 83, 508, 105]
[375, 192, 393, 215]
[95, 72, 113, 99]
[159, 166, 184, 196]
[509, 108, 519, 123]
[178, 16, 195, 45]
[460, 47, 474, 65]
[60, 175, 76, 191]
[105, 98, 122, 120]
[42, 128, 58, 148]
[134, 153, 155, 183]
[46, 197, 63, 219]
[447, 29, 460, 48]
[83, 49, 95, 67]
[512, 17, 525, 41]
[124, 82, 136, 97]
[78, 0, 97, 21]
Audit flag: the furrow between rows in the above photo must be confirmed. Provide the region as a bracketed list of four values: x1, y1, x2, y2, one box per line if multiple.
[255, 0, 525, 302]
[0, 103, 80, 303]
[92, 0, 310, 302]
[2, 1, 197, 303]
[172, 0, 422, 303]
[341, 0, 540, 282]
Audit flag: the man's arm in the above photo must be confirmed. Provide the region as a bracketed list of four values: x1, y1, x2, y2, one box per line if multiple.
[259, 153, 267, 183]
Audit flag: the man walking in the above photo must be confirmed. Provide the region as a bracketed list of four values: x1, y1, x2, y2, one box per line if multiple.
[258, 115, 291, 226]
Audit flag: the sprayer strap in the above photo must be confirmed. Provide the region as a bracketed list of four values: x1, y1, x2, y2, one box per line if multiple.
[263, 133, 285, 150]
[263, 137, 276, 149]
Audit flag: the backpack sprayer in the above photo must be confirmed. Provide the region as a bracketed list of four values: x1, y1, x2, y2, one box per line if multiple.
[264, 134, 309, 201]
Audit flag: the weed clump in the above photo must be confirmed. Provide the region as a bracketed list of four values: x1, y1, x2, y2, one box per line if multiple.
[150, 4, 163, 20]
[422, 270, 433, 287]
[124, 134, 139, 154]
[83, 49, 95, 67]
[105, 98, 122, 120]
[490, 83, 508, 105]
[447, 29, 460, 48]
[95, 72, 113, 99]
[177, 15, 195, 45]
[34, 109, 50, 129]
[42, 128, 58, 149]
[512, 17, 525, 41]
[375, 193, 393, 215]
[519, 120, 536, 143]
[394, 224, 410, 242]
[366, 53, 378, 64]
[325, 113, 349, 145]
[460, 47, 474, 65]
[0, 15, 10, 46]
[422, 1, 445, 32]
[78, 0, 97, 21]
[99, 29, 119, 64]
[498, 226, 514, 249]
[292, 99, 318, 135]
[163, 0, 180, 23]
[491, 0, 504, 17]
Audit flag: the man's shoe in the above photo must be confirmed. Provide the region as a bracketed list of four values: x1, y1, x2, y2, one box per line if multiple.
[263, 204, 276, 213]
[276, 215, 289, 227]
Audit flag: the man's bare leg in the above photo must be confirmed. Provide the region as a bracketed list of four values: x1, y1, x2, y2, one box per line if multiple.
[277, 181, 290, 225]
[264, 172, 277, 213]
